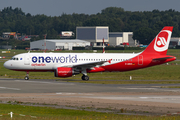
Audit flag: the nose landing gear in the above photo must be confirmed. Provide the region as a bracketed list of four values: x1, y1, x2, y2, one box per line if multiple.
[24, 71, 29, 80]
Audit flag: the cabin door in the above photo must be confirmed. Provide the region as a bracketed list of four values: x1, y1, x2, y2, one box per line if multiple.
[24, 55, 30, 65]
[138, 55, 143, 65]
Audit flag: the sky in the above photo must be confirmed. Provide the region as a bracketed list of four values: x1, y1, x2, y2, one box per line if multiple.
[0, 0, 180, 16]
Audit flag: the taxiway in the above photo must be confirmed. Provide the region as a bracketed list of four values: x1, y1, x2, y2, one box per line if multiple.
[0, 78, 180, 115]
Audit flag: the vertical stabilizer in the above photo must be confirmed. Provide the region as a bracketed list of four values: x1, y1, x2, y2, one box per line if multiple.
[142, 26, 173, 55]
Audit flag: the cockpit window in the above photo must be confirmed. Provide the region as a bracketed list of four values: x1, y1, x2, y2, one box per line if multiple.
[10, 57, 19, 60]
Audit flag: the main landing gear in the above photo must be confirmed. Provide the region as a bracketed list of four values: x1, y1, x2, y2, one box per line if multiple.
[81, 70, 89, 81]
[81, 75, 89, 81]
[24, 71, 29, 80]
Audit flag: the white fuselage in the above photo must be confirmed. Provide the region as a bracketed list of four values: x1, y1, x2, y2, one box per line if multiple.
[4, 52, 140, 71]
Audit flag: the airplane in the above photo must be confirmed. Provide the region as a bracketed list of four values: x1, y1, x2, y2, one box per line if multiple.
[4, 26, 176, 81]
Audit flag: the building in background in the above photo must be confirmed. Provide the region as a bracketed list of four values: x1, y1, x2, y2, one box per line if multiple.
[170, 37, 180, 48]
[61, 31, 74, 38]
[30, 39, 90, 50]
[109, 32, 136, 46]
[2, 32, 17, 39]
[0, 45, 12, 49]
[76, 26, 109, 47]
[1, 32, 39, 41]
[76, 26, 136, 47]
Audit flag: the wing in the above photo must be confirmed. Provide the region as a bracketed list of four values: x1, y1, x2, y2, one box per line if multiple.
[58, 59, 112, 71]
[72, 61, 106, 70]
[52, 58, 112, 72]
[72, 58, 113, 70]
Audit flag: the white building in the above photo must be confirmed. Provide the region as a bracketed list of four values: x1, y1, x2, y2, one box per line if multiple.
[169, 37, 180, 48]
[109, 32, 136, 46]
[30, 39, 90, 50]
[76, 26, 136, 47]
[76, 26, 109, 46]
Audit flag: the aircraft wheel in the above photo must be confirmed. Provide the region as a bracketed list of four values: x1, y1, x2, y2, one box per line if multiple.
[24, 76, 29, 80]
[81, 75, 89, 81]
[84, 76, 89, 81]
[81, 75, 85, 80]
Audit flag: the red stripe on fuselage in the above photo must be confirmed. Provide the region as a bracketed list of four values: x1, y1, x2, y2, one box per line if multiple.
[10, 69, 54, 72]
[88, 54, 176, 73]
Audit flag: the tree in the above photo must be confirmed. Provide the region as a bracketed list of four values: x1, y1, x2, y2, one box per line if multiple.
[1, 6, 180, 45]
[133, 27, 157, 44]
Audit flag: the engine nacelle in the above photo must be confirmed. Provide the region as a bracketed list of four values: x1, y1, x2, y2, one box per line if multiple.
[54, 67, 79, 77]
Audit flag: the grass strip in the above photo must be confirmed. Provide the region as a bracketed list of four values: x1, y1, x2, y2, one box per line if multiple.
[0, 103, 180, 120]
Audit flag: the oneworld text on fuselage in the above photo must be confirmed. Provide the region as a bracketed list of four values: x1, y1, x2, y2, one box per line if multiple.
[32, 55, 77, 63]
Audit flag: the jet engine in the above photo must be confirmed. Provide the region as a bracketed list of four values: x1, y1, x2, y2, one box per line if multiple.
[54, 67, 79, 77]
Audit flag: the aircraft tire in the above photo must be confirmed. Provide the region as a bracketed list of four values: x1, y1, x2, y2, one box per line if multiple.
[24, 76, 29, 80]
[81, 75, 89, 81]
[81, 75, 85, 80]
[84, 76, 89, 81]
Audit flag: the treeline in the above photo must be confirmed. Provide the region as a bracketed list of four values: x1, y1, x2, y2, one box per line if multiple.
[0, 6, 180, 45]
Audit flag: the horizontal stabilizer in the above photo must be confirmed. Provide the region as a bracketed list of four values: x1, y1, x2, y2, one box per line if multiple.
[153, 57, 174, 61]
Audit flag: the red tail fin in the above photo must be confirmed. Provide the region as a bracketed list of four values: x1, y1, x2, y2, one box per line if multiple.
[142, 26, 173, 55]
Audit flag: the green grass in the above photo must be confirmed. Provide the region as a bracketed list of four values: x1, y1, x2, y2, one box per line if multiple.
[0, 103, 179, 120]
[161, 86, 180, 88]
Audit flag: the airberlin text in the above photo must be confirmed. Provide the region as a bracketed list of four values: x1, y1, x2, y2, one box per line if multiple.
[31, 55, 77, 65]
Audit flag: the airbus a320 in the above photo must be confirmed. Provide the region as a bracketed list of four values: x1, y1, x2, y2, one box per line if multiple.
[4, 26, 176, 81]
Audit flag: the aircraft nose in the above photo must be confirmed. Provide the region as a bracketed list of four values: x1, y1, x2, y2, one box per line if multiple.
[4, 61, 11, 69]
